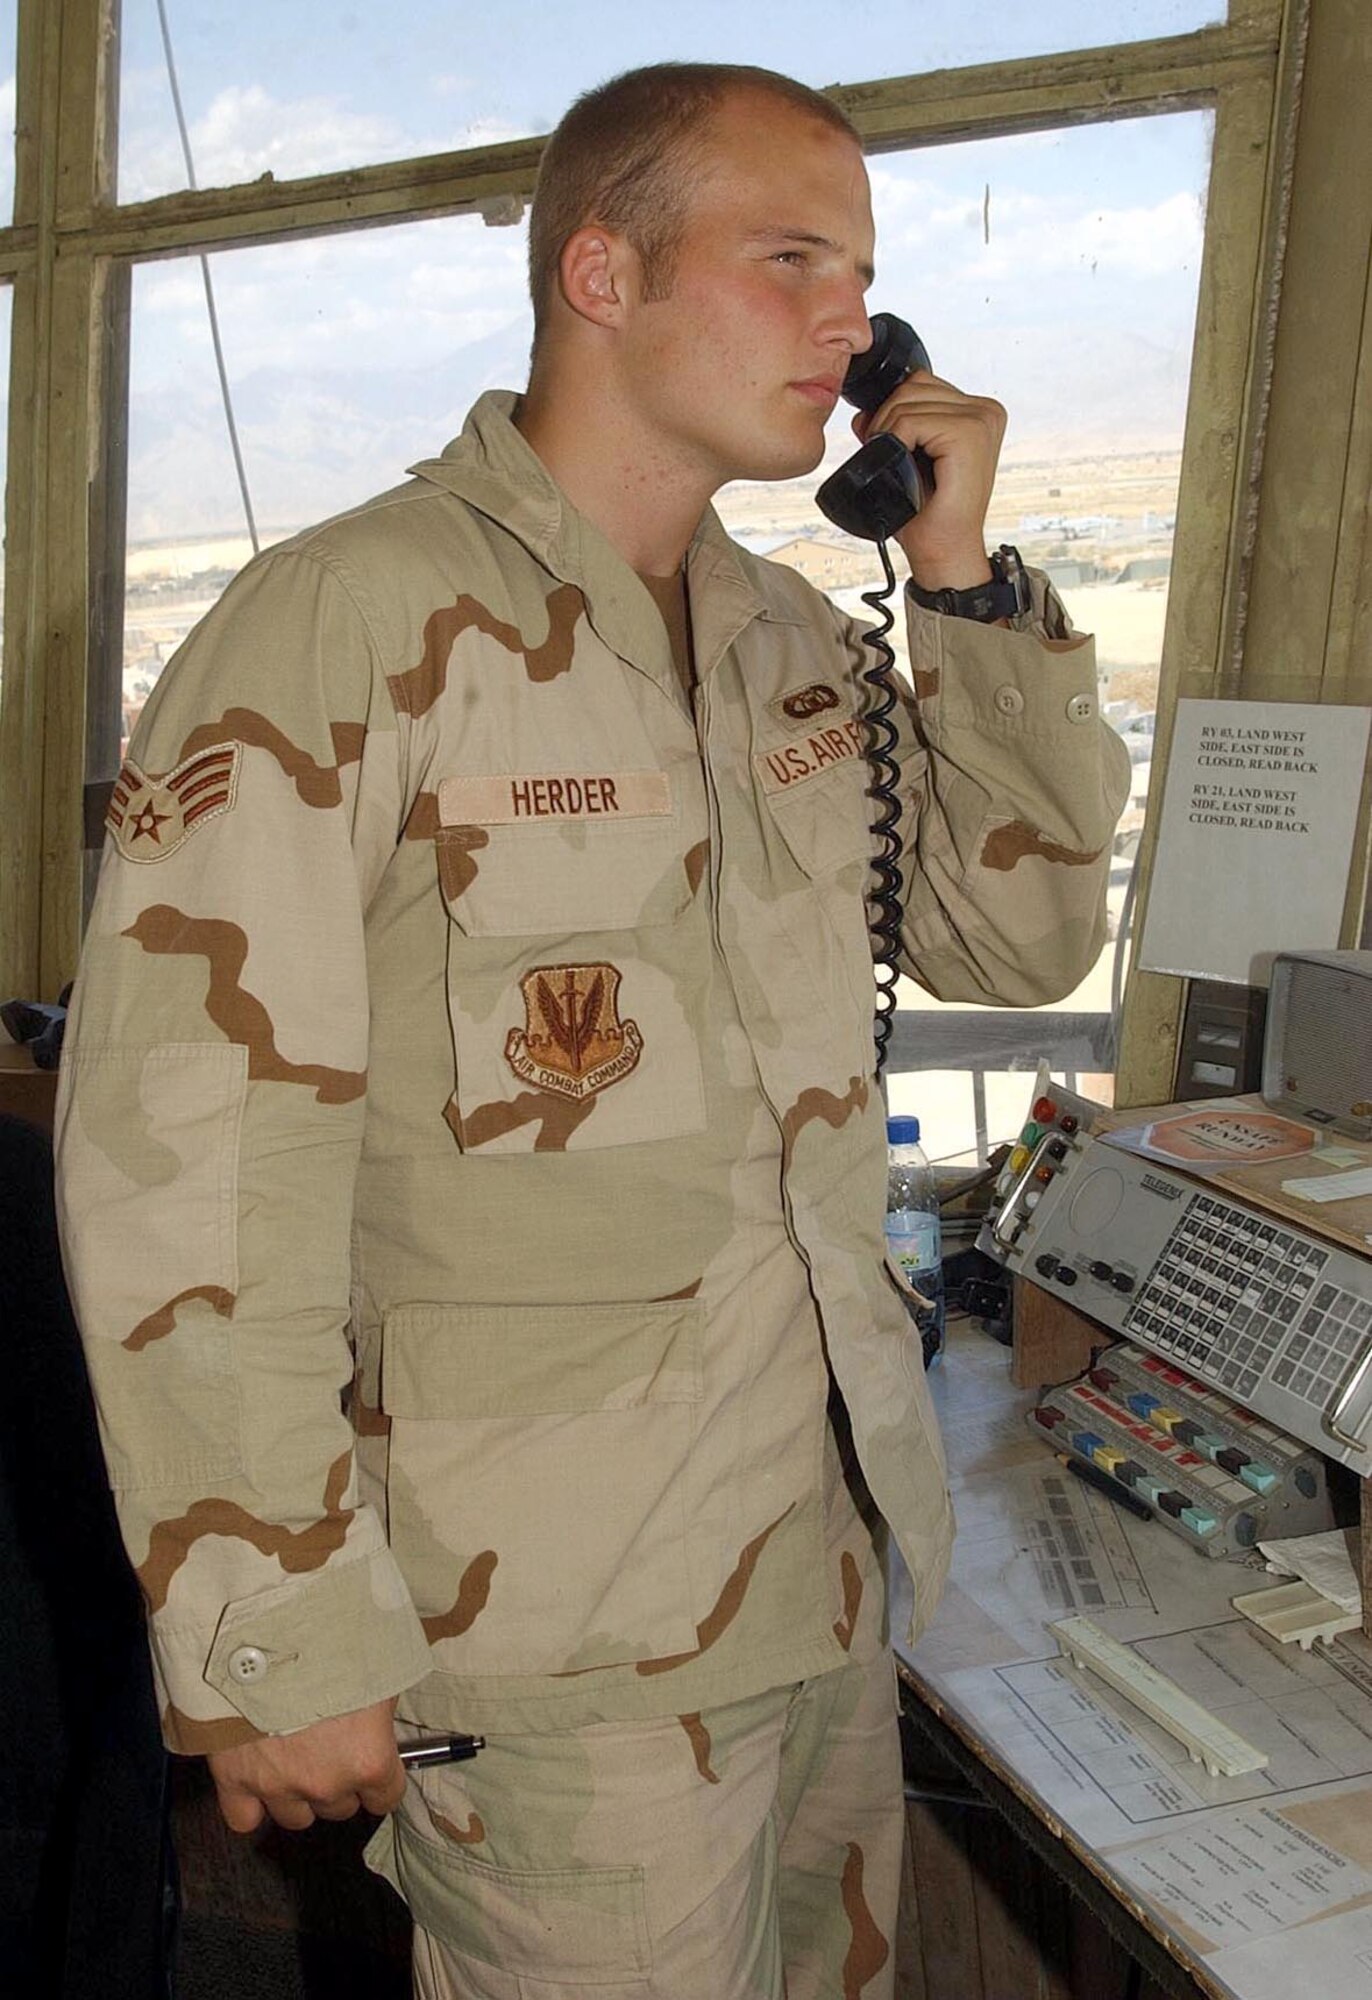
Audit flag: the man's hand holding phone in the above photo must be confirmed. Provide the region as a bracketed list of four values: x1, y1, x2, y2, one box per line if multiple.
[852, 367, 1006, 592]
[816, 313, 1006, 593]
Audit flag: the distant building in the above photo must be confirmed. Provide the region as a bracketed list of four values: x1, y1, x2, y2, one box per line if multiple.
[765, 537, 874, 588]
[1042, 559, 1091, 590]
[1115, 554, 1172, 585]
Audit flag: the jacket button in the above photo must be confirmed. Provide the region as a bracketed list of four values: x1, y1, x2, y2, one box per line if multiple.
[994, 685, 1024, 717]
[227, 1645, 269, 1684]
[1066, 694, 1094, 723]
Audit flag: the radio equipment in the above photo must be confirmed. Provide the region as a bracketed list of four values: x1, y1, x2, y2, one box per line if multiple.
[1262, 949, 1372, 1139]
[987, 1126, 1372, 1470]
[1029, 1341, 1333, 1558]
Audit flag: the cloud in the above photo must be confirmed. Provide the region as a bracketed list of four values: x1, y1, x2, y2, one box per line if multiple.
[131, 211, 530, 382]
[119, 78, 528, 202]
[870, 167, 1204, 286]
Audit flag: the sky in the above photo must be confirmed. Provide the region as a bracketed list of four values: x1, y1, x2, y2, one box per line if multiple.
[0, 2, 1220, 544]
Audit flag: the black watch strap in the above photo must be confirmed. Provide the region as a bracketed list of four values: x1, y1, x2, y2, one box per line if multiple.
[908, 544, 1031, 623]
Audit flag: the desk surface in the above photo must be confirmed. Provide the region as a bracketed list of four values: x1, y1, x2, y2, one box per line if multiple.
[895, 1325, 1372, 2000]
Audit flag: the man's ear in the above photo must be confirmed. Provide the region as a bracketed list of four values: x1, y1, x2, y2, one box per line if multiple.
[558, 226, 632, 327]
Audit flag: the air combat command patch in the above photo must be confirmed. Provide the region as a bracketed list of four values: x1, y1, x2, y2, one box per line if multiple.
[504, 962, 643, 1102]
[106, 742, 242, 862]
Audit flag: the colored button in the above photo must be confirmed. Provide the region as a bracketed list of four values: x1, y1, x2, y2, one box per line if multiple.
[1181, 1507, 1219, 1537]
[1020, 1122, 1044, 1147]
[1239, 1462, 1279, 1495]
[1033, 1096, 1058, 1123]
[1009, 1145, 1030, 1174]
[1072, 1432, 1105, 1457]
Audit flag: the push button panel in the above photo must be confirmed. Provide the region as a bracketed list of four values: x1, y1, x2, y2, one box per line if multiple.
[987, 1129, 1372, 1471]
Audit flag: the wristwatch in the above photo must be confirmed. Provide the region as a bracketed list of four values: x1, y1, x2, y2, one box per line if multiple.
[907, 544, 1031, 623]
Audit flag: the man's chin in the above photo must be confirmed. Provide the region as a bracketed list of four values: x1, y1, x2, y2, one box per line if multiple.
[733, 434, 827, 487]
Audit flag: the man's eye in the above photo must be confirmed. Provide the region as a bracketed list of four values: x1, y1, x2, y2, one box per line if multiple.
[775, 251, 807, 268]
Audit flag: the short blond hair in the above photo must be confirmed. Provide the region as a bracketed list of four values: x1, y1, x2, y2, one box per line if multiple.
[528, 63, 859, 346]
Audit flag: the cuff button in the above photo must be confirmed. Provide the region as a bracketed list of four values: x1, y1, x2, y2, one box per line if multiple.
[227, 1645, 269, 1684]
[994, 685, 1025, 717]
[1066, 694, 1094, 723]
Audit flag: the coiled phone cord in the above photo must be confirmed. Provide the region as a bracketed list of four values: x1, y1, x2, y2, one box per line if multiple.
[854, 537, 906, 1081]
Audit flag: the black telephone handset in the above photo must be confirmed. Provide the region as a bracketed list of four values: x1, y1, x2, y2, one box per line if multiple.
[816, 313, 935, 541]
[813, 313, 935, 1079]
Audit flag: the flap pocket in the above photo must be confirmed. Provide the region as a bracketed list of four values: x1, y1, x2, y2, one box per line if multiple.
[757, 746, 872, 881]
[372, 1813, 649, 1980]
[438, 775, 694, 937]
[381, 1299, 703, 1419]
[378, 1301, 705, 1673]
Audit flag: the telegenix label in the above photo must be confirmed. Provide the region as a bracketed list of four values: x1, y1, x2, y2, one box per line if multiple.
[755, 717, 865, 796]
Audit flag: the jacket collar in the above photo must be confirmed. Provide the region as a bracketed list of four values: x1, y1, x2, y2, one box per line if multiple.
[408, 392, 806, 691]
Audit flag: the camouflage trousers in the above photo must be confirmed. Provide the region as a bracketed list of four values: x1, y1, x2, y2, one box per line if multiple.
[365, 1649, 904, 1999]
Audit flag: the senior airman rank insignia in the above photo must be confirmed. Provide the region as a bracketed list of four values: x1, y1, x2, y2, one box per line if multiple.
[106, 742, 242, 862]
[504, 962, 643, 1101]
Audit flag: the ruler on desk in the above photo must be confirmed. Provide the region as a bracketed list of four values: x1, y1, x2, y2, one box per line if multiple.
[1049, 1615, 1269, 1779]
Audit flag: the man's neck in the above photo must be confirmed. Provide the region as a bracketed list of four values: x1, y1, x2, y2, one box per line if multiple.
[515, 371, 714, 577]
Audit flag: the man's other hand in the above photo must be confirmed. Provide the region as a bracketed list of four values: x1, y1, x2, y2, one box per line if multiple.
[208, 1697, 404, 1833]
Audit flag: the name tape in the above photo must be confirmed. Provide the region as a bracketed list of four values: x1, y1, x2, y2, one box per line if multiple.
[438, 770, 672, 826]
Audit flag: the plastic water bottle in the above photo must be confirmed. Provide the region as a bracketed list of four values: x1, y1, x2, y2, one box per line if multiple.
[886, 1115, 944, 1366]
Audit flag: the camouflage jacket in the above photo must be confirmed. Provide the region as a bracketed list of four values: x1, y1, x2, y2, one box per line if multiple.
[56, 393, 1129, 1750]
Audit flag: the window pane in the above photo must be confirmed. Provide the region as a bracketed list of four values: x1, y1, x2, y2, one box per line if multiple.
[0, 0, 15, 223]
[712, 110, 1211, 1155]
[120, 209, 533, 751]
[118, 0, 1222, 200]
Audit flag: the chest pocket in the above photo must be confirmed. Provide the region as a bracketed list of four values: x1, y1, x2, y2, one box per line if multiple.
[433, 770, 708, 1155]
[753, 699, 876, 885]
[440, 805, 693, 938]
[753, 731, 881, 1080]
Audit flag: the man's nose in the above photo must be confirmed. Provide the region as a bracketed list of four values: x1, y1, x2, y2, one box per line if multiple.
[828, 287, 872, 359]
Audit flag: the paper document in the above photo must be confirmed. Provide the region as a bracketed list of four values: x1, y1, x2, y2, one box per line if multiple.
[1258, 1528, 1363, 1617]
[1137, 699, 1371, 985]
[1281, 1167, 1372, 1205]
[1110, 1804, 1372, 1951]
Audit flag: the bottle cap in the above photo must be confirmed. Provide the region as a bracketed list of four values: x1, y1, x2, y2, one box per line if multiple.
[887, 1115, 921, 1145]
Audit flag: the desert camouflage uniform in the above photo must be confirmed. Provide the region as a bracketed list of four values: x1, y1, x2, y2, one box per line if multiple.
[56, 391, 1127, 1989]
